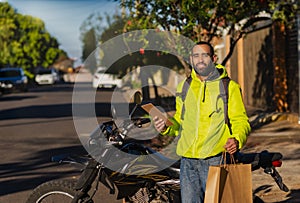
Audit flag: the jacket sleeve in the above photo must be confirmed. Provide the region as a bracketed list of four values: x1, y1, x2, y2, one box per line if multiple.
[160, 82, 184, 136]
[228, 81, 251, 148]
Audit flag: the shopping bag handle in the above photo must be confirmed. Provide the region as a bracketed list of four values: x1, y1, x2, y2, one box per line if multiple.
[221, 151, 236, 165]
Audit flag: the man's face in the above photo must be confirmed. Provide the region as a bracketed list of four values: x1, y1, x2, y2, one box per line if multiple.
[190, 44, 216, 77]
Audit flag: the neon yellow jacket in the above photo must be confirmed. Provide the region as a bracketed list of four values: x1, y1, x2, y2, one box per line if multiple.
[162, 64, 251, 158]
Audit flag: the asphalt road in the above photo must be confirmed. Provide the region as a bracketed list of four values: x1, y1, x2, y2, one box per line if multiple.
[0, 82, 123, 203]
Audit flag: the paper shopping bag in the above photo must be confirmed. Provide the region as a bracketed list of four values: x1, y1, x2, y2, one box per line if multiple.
[222, 164, 252, 203]
[204, 165, 228, 203]
[204, 163, 252, 203]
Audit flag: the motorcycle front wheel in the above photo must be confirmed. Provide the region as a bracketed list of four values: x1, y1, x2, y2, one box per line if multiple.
[26, 180, 78, 203]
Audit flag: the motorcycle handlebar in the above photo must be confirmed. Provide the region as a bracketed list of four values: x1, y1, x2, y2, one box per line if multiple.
[97, 117, 151, 146]
[236, 150, 289, 192]
[237, 150, 283, 170]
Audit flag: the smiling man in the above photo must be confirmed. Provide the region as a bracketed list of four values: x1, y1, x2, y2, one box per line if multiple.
[154, 41, 251, 203]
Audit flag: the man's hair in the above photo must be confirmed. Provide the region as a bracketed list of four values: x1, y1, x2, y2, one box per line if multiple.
[192, 41, 215, 56]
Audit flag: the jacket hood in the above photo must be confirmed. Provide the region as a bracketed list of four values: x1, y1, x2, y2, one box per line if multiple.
[191, 64, 228, 82]
[190, 64, 228, 102]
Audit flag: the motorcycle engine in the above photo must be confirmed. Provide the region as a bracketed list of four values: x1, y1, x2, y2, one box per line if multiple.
[128, 186, 172, 203]
[128, 188, 150, 203]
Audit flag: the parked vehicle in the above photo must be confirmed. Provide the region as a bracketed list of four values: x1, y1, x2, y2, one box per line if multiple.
[35, 68, 59, 85]
[0, 67, 28, 92]
[26, 92, 289, 203]
[0, 81, 13, 95]
[92, 67, 122, 89]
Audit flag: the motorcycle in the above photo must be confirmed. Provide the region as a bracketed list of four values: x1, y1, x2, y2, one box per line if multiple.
[26, 92, 289, 203]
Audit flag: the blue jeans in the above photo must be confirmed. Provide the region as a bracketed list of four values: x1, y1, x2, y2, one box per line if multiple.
[180, 155, 222, 203]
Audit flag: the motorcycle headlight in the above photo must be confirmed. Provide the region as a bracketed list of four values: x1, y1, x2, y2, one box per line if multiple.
[88, 138, 98, 146]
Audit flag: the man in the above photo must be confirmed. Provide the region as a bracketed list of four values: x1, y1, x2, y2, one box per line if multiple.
[153, 41, 251, 203]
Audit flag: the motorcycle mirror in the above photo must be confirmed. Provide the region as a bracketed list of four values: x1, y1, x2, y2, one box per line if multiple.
[128, 91, 142, 119]
[133, 91, 143, 105]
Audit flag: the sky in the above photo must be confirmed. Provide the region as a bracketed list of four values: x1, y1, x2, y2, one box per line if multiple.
[6, 0, 120, 66]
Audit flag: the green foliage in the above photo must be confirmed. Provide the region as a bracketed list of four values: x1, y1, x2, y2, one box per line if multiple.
[0, 2, 65, 74]
[80, 12, 111, 72]
[269, 0, 299, 28]
[120, 0, 298, 65]
[80, 10, 132, 73]
[100, 15, 129, 43]
[81, 28, 97, 72]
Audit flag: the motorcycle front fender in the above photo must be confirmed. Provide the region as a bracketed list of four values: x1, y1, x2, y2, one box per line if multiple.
[75, 158, 99, 191]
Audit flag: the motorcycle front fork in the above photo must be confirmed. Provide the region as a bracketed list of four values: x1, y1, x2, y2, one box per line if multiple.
[71, 159, 101, 203]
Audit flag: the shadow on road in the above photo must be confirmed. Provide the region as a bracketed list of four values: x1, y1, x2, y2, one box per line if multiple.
[0, 102, 116, 120]
[0, 145, 86, 196]
[253, 185, 300, 202]
[281, 188, 300, 202]
[0, 95, 38, 101]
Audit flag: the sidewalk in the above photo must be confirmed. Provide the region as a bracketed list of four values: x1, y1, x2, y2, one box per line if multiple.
[243, 113, 300, 202]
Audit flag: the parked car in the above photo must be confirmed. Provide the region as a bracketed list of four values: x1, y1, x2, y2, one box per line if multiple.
[0, 81, 13, 95]
[35, 68, 59, 85]
[0, 67, 28, 92]
[92, 67, 122, 89]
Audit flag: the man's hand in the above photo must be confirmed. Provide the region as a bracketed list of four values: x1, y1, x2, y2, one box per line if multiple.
[224, 138, 239, 154]
[153, 116, 167, 132]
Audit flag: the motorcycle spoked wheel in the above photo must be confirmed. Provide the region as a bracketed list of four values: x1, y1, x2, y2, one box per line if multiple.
[26, 180, 86, 203]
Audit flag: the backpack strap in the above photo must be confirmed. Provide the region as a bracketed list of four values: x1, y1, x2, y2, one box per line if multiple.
[177, 76, 192, 120]
[219, 77, 232, 135]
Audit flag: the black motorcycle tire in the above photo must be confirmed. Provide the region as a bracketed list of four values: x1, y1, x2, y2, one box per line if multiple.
[26, 180, 77, 203]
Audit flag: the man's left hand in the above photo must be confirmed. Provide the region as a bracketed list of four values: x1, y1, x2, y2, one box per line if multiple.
[224, 138, 239, 154]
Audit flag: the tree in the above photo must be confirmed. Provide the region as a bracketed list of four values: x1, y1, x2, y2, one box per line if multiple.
[81, 28, 97, 72]
[120, 0, 297, 66]
[85, 0, 297, 109]
[0, 2, 16, 66]
[118, 0, 298, 111]
[0, 2, 65, 78]
[80, 12, 107, 73]
[98, 16, 188, 101]
[80, 11, 129, 73]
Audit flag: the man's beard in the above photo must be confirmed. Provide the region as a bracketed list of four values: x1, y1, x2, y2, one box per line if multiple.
[193, 61, 216, 77]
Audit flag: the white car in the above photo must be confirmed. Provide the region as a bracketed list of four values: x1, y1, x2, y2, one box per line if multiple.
[92, 67, 122, 89]
[35, 68, 59, 85]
